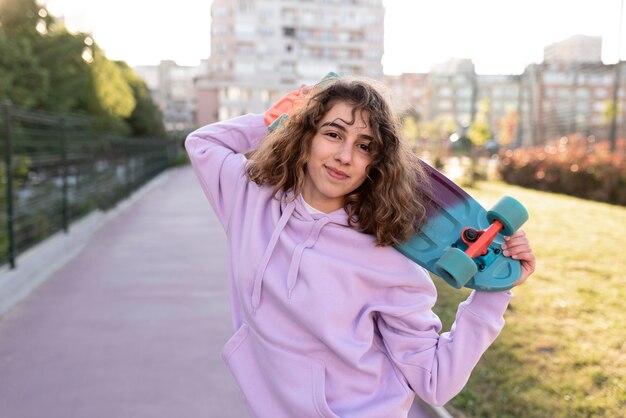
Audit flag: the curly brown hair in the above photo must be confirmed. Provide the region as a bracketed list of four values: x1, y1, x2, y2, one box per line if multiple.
[246, 76, 431, 246]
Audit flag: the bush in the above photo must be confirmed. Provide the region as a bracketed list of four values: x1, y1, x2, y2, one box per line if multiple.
[498, 136, 626, 206]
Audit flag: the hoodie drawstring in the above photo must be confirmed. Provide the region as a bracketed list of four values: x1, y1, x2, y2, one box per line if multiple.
[251, 201, 296, 314]
[286, 218, 330, 299]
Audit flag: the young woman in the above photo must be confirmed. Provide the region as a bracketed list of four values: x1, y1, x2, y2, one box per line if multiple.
[185, 76, 535, 418]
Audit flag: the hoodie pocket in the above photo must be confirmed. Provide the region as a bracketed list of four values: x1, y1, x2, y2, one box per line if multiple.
[222, 324, 339, 418]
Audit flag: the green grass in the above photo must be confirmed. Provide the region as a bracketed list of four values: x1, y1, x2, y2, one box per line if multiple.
[431, 181, 626, 418]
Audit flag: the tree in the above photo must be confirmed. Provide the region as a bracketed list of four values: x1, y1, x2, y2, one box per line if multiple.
[32, 31, 93, 113]
[497, 109, 518, 146]
[0, 31, 49, 107]
[0, 0, 165, 136]
[116, 61, 166, 137]
[0, 0, 43, 39]
[603, 99, 621, 126]
[90, 46, 135, 118]
[466, 98, 493, 185]
[401, 112, 420, 151]
[419, 115, 455, 169]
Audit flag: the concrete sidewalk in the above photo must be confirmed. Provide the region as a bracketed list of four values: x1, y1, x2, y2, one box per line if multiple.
[0, 167, 248, 418]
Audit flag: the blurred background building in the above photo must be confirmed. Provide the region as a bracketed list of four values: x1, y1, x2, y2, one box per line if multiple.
[130, 4, 623, 150]
[134, 60, 209, 134]
[544, 34, 603, 63]
[194, 0, 385, 125]
[384, 35, 624, 148]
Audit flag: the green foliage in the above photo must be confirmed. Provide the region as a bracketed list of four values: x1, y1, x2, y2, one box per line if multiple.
[401, 114, 420, 149]
[0, 0, 42, 38]
[0, 31, 49, 107]
[116, 61, 166, 137]
[0, 0, 165, 136]
[468, 98, 492, 146]
[602, 99, 620, 124]
[90, 46, 135, 118]
[31, 31, 92, 113]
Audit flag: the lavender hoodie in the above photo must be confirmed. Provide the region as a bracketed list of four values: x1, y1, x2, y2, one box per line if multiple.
[185, 114, 512, 418]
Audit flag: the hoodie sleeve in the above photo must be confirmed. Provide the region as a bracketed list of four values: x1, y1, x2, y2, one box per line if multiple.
[377, 283, 512, 407]
[185, 114, 268, 228]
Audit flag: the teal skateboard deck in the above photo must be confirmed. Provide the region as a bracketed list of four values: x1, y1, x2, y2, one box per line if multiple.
[396, 162, 529, 291]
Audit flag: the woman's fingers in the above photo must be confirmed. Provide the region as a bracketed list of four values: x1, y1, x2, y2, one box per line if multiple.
[501, 229, 536, 285]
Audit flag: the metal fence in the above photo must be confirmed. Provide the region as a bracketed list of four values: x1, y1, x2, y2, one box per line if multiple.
[0, 102, 182, 269]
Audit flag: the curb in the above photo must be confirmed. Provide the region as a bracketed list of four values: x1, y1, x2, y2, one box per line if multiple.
[414, 398, 456, 418]
[0, 168, 175, 318]
[429, 405, 456, 418]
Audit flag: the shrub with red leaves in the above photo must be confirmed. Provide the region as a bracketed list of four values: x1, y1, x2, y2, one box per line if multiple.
[498, 136, 626, 206]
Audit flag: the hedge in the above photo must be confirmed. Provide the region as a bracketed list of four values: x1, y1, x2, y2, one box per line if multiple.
[498, 136, 626, 206]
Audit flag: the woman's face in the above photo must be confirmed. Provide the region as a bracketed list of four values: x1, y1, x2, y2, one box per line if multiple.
[302, 101, 374, 213]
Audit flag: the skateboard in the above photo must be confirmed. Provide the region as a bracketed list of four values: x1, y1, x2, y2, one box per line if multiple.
[264, 73, 529, 292]
[265, 72, 339, 132]
[395, 163, 528, 291]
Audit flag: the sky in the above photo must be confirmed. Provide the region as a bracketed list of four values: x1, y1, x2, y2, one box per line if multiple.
[42, 0, 626, 75]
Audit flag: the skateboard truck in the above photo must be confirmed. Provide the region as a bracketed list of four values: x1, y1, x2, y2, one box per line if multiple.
[453, 221, 505, 273]
[461, 220, 504, 258]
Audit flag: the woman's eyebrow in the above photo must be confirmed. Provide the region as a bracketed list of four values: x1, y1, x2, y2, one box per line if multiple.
[320, 121, 374, 141]
[320, 121, 347, 131]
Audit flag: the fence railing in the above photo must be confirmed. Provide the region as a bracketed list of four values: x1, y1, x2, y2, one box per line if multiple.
[1, 102, 182, 269]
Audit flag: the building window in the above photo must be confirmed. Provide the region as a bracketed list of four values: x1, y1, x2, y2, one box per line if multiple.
[261, 89, 270, 103]
[438, 100, 452, 110]
[595, 88, 608, 98]
[439, 87, 453, 97]
[235, 23, 255, 36]
[213, 6, 229, 17]
[226, 87, 240, 101]
[239, 1, 254, 14]
[234, 62, 256, 75]
[320, 31, 333, 41]
[283, 27, 296, 37]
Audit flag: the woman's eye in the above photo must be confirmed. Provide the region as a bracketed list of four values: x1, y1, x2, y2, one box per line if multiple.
[326, 132, 340, 139]
[357, 143, 370, 152]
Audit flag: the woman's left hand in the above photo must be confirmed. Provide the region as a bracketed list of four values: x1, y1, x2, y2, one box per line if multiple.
[502, 229, 536, 286]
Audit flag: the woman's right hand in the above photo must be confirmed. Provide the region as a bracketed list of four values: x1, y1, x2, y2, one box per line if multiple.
[502, 229, 536, 286]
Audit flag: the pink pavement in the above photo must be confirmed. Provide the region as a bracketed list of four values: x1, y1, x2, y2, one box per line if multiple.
[0, 167, 249, 418]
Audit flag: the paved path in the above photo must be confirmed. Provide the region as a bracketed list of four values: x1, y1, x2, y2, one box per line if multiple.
[0, 167, 248, 418]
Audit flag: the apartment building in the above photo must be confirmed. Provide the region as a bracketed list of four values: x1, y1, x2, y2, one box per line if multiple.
[544, 35, 603, 64]
[134, 60, 208, 133]
[383, 72, 429, 118]
[519, 61, 623, 146]
[476, 74, 522, 144]
[386, 50, 623, 149]
[386, 59, 520, 141]
[426, 59, 477, 131]
[196, 0, 385, 125]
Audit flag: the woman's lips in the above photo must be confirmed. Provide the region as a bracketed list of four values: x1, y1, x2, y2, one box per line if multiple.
[325, 165, 349, 180]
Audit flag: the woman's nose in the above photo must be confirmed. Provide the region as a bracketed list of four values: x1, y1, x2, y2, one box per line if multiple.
[335, 142, 353, 164]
